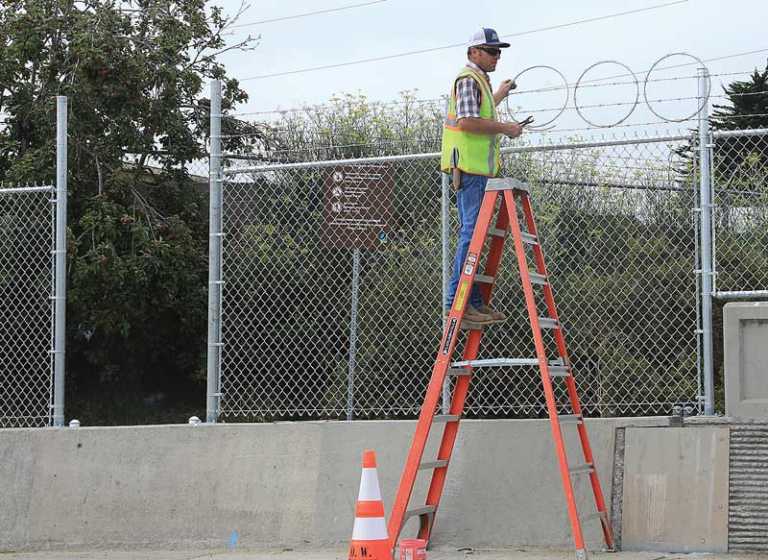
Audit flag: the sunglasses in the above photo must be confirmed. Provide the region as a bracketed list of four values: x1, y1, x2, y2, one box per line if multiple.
[476, 47, 501, 57]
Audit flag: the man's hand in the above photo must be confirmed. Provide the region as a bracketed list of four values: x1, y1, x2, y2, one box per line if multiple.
[496, 79, 515, 98]
[493, 79, 516, 106]
[458, 118, 524, 138]
[502, 122, 523, 139]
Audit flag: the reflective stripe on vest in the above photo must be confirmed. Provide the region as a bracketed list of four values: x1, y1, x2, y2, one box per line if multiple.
[440, 67, 500, 177]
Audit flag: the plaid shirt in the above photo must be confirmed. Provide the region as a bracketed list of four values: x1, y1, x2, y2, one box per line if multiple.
[455, 62, 492, 120]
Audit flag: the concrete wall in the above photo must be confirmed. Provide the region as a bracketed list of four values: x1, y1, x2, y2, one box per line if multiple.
[620, 426, 729, 553]
[0, 418, 667, 552]
[724, 301, 768, 418]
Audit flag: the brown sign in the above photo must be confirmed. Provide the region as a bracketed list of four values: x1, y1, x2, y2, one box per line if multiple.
[321, 163, 394, 250]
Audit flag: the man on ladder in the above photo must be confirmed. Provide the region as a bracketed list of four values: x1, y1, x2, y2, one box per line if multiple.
[441, 27, 525, 329]
[386, 26, 616, 560]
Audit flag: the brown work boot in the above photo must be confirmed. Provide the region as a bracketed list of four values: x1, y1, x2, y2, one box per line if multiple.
[461, 305, 495, 329]
[444, 305, 494, 331]
[479, 304, 506, 322]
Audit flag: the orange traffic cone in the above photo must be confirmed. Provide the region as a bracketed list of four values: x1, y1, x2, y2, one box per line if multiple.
[348, 450, 392, 560]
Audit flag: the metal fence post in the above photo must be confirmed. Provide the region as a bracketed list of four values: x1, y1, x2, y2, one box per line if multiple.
[347, 249, 361, 421]
[441, 98, 451, 414]
[206, 80, 223, 423]
[441, 171, 451, 414]
[52, 96, 68, 427]
[697, 67, 715, 415]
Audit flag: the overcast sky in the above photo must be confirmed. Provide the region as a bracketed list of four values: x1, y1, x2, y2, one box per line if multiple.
[214, 0, 768, 137]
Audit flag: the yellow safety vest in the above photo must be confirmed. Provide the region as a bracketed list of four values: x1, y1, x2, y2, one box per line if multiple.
[440, 66, 500, 177]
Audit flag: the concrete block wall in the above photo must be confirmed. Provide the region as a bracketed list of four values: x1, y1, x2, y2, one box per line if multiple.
[2, 417, 759, 554]
[1, 418, 665, 552]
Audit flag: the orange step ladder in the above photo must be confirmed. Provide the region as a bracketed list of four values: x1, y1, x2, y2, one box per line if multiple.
[387, 177, 615, 560]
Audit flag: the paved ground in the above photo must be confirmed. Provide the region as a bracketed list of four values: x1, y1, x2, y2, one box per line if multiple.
[0, 548, 761, 560]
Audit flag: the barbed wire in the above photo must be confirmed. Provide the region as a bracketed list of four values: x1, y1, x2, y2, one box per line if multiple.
[213, 52, 767, 145]
[220, 71, 709, 120]
[574, 60, 640, 128]
[217, 111, 768, 144]
[509, 48, 768, 96]
[219, 65, 763, 121]
[529, 112, 768, 135]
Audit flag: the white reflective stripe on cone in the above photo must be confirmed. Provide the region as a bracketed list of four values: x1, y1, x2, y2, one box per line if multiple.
[351, 516, 389, 541]
[358, 468, 382, 501]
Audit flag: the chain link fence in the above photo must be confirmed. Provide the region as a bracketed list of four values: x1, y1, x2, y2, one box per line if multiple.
[218, 132, 707, 420]
[0, 185, 56, 427]
[711, 129, 768, 295]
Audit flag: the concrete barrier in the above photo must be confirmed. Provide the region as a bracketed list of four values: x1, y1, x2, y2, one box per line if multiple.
[621, 426, 729, 553]
[1, 417, 667, 552]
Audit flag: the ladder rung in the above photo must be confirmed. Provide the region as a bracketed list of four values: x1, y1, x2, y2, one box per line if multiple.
[558, 414, 582, 424]
[403, 506, 437, 524]
[419, 459, 449, 470]
[485, 177, 529, 192]
[452, 358, 538, 368]
[451, 358, 568, 377]
[538, 316, 559, 329]
[404, 505, 436, 520]
[581, 511, 608, 524]
[529, 272, 547, 285]
[447, 367, 472, 377]
[548, 365, 570, 377]
[569, 463, 594, 475]
[520, 231, 538, 245]
[474, 274, 494, 284]
[433, 414, 459, 423]
[489, 227, 507, 238]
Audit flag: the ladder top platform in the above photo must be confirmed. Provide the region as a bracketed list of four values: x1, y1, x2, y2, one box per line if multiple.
[486, 177, 530, 192]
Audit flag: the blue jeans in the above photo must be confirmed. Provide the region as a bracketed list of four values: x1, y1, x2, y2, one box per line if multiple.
[446, 173, 488, 310]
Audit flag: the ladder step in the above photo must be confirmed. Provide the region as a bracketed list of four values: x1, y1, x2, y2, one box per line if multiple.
[569, 463, 595, 475]
[529, 272, 547, 285]
[521, 231, 538, 245]
[433, 414, 459, 423]
[489, 227, 508, 238]
[485, 177, 529, 192]
[558, 414, 582, 424]
[452, 358, 567, 372]
[447, 367, 472, 377]
[474, 274, 494, 284]
[581, 511, 608, 524]
[404, 505, 436, 520]
[538, 316, 559, 329]
[452, 358, 537, 368]
[419, 459, 449, 470]
[548, 364, 571, 377]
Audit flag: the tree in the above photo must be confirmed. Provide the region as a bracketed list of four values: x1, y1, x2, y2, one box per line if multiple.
[0, 0, 256, 424]
[712, 61, 768, 131]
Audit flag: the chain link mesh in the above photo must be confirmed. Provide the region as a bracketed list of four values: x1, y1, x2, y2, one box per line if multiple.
[712, 131, 768, 293]
[0, 185, 55, 427]
[218, 133, 703, 420]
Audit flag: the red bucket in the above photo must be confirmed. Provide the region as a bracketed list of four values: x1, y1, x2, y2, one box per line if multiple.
[399, 538, 427, 560]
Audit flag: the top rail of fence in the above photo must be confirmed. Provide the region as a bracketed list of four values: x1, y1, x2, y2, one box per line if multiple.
[221, 128, 768, 176]
[0, 185, 54, 195]
[712, 127, 768, 139]
[222, 131, 698, 176]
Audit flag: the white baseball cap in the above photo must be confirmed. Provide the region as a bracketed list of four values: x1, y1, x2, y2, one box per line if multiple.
[467, 28, 510, 48]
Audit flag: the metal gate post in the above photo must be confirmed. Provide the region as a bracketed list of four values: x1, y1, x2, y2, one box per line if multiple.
[697, 67, 715, 415]
[52, 96, 68, 427]
[206, 80, 224, 423]
[441, 99, 451, 414]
